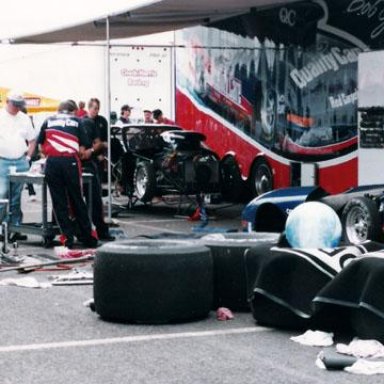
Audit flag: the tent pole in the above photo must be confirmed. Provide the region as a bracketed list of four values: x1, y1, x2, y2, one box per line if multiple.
[105, 16, 112, 223]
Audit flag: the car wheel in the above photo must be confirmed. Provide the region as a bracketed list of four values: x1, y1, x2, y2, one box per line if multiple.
[94, 239, 213, 324]
[220, 156, 245, 202]
[134, 161, 156, 202]
[341, 197, 382, 244]
[249, 158, 273, 197]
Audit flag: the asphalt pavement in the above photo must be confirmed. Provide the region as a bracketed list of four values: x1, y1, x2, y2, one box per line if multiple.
[0, 188, 382, 384]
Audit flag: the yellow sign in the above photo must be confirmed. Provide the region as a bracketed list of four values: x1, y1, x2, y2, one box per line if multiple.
[0, 88, 59, 113]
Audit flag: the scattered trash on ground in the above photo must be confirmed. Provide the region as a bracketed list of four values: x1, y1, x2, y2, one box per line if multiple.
[312, 338, 384, 374]
[316, 349, 384, 375]
[345, 359, 384, 375]
[316, 350, 357, 370]
[290, 330, 334, 347]
[54, 246, 96, 259]
[216, 307, 234, 321]
[0, 254, 95, 273]
[49, 269, 93, 285]
[0, 276, 51, 288]
[336, 338, 384, 358]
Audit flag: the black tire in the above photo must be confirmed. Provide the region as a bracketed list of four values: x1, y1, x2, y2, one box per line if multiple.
[200, 232, 280, 311]
[220, 156, 245, 202]
[94, 239, 213, 324]
[249, 158, 273, 197]
[134, 161, 156, 202]
[341, 197, 382, 244]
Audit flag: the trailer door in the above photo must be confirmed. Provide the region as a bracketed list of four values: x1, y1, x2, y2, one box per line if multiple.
[110, 46, 174, 121]
[358, 50, 384, 186]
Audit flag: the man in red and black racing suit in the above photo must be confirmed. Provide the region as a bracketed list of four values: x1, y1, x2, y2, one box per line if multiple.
[37, 100, 98, 249]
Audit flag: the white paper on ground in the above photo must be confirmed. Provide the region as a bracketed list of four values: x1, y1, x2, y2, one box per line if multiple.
[0, 276, 51, 288]
[290, 330, 334, 347]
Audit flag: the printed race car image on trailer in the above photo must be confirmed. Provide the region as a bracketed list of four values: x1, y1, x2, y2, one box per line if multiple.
[241, 184, 384, 244]
[175, 0, 370, 198]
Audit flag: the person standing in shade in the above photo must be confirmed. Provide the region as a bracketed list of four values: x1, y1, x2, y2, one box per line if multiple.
[81, 110, 115, 242]
[0, 91, 36, 242]
[85, 98, 109, 182]
[37, 100, 98, 249]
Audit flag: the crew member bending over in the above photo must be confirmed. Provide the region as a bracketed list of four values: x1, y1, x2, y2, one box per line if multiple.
[152, 109, 175, 125]
[37, 100, 98, 249]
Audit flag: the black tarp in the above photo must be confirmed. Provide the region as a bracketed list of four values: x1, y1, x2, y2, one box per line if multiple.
[246, 241, 384, 335]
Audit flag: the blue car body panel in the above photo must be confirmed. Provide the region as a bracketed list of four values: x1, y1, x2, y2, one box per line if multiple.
[241, 184, 384, 231]
[242, 186, 319, 224]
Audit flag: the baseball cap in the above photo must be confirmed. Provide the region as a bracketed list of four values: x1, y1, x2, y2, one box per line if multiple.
[121, 104, 132, 112]
[7, 91, 26, 108]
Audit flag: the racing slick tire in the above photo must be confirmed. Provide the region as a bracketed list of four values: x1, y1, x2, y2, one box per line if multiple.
[220, 156, 245, 202]
[200, 232, 280, 311]
[133, 161, 156, 203]
[94, 239, 213, 324]
[249, 157, 273, 197]
[341, 196, 382, 244]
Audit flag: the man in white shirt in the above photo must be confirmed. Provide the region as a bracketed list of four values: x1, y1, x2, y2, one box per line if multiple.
[0, 91, 36, 241]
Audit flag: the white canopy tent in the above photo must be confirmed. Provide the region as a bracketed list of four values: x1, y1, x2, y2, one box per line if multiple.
[5, 0, 301, 221]
[0, 0, 158, 42]
[10, 0, 300, 44]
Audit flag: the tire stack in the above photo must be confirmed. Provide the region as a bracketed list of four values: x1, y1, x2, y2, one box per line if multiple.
[94, 239, 213, 324]
[200, 232, 280, 311]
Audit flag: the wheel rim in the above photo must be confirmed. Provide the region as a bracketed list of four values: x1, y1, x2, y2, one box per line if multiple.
[135, 166, 148, 198]
[345, 206, 370, 243]
[254, 164, 272, 195]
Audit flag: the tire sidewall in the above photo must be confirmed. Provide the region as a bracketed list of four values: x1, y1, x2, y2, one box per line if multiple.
[94, 240, 213, 323]
[249, 158, 273, 197]
[341, 197, 382, 244]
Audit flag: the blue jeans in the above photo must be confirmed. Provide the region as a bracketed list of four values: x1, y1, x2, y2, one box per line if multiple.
[0, 156, 29, 226]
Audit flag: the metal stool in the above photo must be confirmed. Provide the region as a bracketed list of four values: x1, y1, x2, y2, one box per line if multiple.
[0, 198, 9, 259]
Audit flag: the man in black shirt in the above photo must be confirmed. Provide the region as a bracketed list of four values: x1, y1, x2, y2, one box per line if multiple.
[86, 98, 108, 181]
[82, 98, 114, 241]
